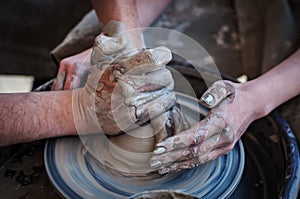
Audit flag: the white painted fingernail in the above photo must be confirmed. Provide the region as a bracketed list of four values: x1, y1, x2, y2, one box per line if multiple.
[166, 119, 172, 128]
[159, 167, 170, 175]
[189, 163, 199, 169]
[150, 160, 162, 168]
[154, 147, 166, 155]
[201, 93, 215, 106]
[223, 125, 231, 133]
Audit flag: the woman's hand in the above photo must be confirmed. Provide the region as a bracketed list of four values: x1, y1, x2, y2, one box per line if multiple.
[150, 80, 263, 174]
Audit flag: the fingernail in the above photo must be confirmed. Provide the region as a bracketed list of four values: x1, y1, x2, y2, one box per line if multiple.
[154, 147, 166, 155]
[201, 93, 215, 106]
[166, 118, 172, 128]
[159, 167, 170, 175]
[189, 163, 199, 169]
[150, 160, 162, 168]
[223, 125, 231, 133]
[150, 47, 172, 65]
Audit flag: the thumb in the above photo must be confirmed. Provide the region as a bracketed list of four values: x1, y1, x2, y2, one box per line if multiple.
[200, 80, 235, 108]
[149, 46, 172, 65]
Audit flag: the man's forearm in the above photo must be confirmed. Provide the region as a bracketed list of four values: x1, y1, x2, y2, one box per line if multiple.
[91, 0, 172, 29]
[91, 0, 140, 30]
[91, 0, 172, 48]
[136, 0, 172, 28]
[0, 91, 76, 147]
[92, 0, 144, 48]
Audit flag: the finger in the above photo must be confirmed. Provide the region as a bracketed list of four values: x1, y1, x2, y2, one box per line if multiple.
[150, 128, 233, 168]
[171, 105, 190, 135]
[91, 33, 128, 65]
[157, 147, 228, 174]
[119, 68, 174, 93]
[118, 47, 172, 73]
[125, 87, 173, 108]
[52, 70, 66, 90]
[70, 75, 81, 89]
[151, 121, 208, 156]
[200, 124, 234, 151]
[152, 111, 173, 143]
[150, 134, 218, 168]
[51, 79, 58, 90]
[63, 71, 74, 90]
[146, 104, 189, 144]
[108, 90, 176, 132]
[149, 46, 172, 65]
[62, 63, 75, 90]
[153, 114, 227, 154]
[200, 80, 235, 108]
[70, 63, 91, 89]
[135, 91, 176, 124]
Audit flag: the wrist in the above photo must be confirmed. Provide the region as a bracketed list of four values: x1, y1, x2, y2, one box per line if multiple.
[240, 80, 272, 120]
[72, 88, 101, 135]
[102, 20, 145, 49]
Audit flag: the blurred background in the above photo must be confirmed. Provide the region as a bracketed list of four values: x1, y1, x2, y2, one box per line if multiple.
[0, 0, 92, 92]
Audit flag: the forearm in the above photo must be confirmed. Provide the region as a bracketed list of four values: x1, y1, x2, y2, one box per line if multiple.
[246, 49, 300, 118]
[0, 91, 76, 147]
[91, 0, 140, 30]
[92, 0, 143, 48]
[91, 0, 171, 48]
[136, 0, 172, 27]
[91, 0, 172, 28]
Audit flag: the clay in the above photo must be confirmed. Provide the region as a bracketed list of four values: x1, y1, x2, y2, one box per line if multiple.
[94, 105, 189, 175]
[105, 124, 156, 174]
[86, 21, 190, 175]
[132, 190, 196, 199]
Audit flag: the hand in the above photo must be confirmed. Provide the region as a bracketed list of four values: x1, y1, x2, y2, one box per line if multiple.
[52, 49, 91, 90]
[152, 104, 190, 144]
[72, 21, 176, 136]
[150, 80, 260, 174]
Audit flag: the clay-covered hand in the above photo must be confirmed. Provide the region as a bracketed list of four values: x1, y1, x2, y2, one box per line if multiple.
[72, 25, 176, 136]
[52, 49, 92, 90]
[151, 104, 190, 144]
[150, 80, 259, 174]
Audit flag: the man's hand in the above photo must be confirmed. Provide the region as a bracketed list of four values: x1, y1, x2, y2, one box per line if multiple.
[52, 49, 91, 90]
[72, 21, 176, 136]
[150, 80, 259, 174]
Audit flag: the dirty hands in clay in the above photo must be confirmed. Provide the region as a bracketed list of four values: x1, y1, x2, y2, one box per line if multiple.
[72, 21, 176, 136]
[150, 80, 260, 174]
[52, 49, 92, 90]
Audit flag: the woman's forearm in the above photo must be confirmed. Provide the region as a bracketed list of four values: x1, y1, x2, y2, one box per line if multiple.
[247, 49, 300, 118]
[0, 91, 76, 147]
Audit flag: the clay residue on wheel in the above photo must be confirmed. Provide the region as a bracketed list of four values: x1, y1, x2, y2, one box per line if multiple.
[132, 190, 196, 199]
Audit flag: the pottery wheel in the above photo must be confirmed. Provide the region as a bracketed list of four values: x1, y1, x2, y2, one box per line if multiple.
[44, 93, 245, 198]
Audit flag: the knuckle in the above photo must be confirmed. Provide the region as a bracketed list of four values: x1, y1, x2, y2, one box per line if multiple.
[224, 131, 235, 143]
[186, 159, 199, 169]
[224, 143, 235, 153]
[197, 156, 209, 164]
[182, 148, 195, 160]
[60, 59, 68, 67]
[212, 80, 225, 87]
[222, 139, 236, 152]
[190, 146, 201, 158]
[209, 80, 226, 92]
